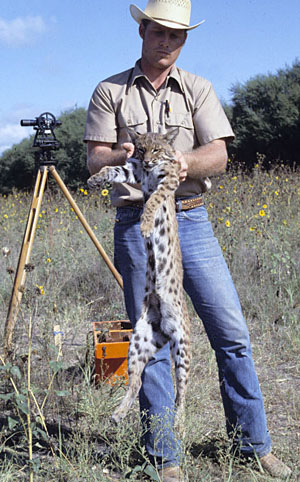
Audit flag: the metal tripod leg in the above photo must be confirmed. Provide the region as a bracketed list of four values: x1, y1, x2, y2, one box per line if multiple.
[4, 167, 48, 355]
[4, 165, 123, 357]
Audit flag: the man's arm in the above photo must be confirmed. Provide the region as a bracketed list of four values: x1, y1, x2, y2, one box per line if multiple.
[87, 141, 135, 175]
[87, 138, 227, 181]
[176, 138, 228, 182]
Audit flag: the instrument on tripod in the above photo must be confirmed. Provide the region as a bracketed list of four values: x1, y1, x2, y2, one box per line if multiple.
[3, 112, 123, 357]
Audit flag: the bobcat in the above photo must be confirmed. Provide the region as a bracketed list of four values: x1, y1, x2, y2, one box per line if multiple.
[88, 129, 190, 431]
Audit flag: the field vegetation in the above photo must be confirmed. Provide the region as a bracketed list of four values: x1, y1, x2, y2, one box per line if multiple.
[1, 160, 299, 480]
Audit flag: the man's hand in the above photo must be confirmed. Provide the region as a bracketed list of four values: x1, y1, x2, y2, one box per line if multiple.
[121, 142, 135, 159]
[175, 150, 188, 183]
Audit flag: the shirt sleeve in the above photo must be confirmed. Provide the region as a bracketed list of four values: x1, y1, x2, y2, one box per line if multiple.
[83, 82, 118, 144]
[192, 78, 234, 145]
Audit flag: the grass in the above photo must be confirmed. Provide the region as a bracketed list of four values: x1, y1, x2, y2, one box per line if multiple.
[0, 161, 299, 480]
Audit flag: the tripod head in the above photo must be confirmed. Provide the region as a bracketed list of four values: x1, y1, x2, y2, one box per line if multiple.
[21, 112, 62, 166]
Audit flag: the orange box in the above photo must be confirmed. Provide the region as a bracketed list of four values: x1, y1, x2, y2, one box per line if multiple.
[93, 320, 132, 384]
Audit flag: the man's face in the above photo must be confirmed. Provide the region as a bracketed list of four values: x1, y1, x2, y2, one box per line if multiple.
[139, 21, 187, 72]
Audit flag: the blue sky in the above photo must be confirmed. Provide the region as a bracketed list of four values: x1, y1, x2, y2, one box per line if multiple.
[0, 0, 299, 154]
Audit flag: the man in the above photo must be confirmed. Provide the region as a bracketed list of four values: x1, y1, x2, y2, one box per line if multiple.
[84, 1, 291, 480]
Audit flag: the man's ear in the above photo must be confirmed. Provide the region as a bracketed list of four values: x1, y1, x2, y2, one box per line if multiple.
[139, 23, 145, 39]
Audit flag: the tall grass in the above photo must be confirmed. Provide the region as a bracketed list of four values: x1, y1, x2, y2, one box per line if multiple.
[0, 163, 299, 480]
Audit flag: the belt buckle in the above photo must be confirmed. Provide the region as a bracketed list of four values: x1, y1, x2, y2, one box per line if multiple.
[175, 199, 182, 212]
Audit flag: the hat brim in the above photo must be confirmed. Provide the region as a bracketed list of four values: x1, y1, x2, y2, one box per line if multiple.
[130, 4, 205, 31]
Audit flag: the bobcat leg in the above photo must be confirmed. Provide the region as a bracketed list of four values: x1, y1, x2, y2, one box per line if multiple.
[112, 311, 163, 423]
[88, 161, 140, 189]
[170, 331, 190, 435]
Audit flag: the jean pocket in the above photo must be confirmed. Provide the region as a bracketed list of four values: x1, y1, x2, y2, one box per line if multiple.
[115, 207, 142, 225]
[177, 206, 208, 223]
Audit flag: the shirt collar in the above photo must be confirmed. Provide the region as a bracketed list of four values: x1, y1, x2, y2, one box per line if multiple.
[129, 60, 185, 93]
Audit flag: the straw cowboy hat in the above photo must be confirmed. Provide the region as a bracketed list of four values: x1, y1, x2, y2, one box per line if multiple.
[130, 0, 205, 31]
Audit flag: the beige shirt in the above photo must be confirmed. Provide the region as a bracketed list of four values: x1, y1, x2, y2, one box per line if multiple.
[84, 60, 234, 206]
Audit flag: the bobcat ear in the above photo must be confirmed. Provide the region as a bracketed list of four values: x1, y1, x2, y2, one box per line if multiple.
[127, 128, 139, 143]
[166, 128, 179, 145]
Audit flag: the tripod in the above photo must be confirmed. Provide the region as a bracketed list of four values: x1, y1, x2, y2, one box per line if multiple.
[3, 113, 123, 357]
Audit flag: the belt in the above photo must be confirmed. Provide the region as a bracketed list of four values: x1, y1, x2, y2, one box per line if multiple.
[175, 196, 204, 211]
[127, 195, 204, 212]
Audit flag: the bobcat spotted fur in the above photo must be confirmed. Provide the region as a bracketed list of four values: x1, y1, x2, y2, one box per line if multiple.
[88, 129, 190, 430]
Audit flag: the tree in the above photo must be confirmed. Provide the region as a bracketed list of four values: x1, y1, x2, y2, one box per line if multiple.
[0, 137, 35, 194]
[227, 60, 300, 169]
[54, 108, 90, 190]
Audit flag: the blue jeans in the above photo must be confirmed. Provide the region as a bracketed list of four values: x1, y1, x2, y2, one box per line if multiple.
[114, 204, 271, 467]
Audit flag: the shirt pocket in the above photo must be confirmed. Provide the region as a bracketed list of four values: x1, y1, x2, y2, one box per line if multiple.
[118, 107, 148, 141]
[165, 112, 194, 130]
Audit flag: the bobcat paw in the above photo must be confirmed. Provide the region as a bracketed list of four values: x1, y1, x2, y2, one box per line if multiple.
[87, 172, 105, 189]
[111, 406, 128, 424]
[140, 215, 154, 237]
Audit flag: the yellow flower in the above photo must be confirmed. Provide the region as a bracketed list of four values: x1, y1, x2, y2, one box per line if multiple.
[274, 191, 279, 196]
[36, 285, 45, 295]
[225, 220, 231, 227]
[101, 189, 109, 197]
[282, 219, 287, 226]
[259, 210, 266, 217]
[249, 226, 256, 232]
[263, 204, 267, 209]
[46, 257, 51, 263]
[4, 214, 8, 219]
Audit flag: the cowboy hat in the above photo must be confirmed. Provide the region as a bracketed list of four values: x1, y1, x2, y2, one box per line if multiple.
[130, 0, 205, 31]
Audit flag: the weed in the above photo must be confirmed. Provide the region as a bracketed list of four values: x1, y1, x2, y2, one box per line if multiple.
[0, 166, 299, 480]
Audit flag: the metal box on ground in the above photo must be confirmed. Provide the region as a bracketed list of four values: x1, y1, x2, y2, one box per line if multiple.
[93, 320, 132, 384]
